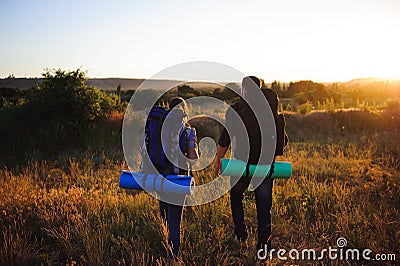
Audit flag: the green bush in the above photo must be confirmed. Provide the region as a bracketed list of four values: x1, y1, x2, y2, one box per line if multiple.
[31, 69, 117, 127]
[0, 69, 119, 165]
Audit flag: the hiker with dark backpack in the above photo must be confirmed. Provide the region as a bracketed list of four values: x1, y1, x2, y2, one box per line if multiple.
[214, 76, 288, 257]
[141, 97, 199, 260]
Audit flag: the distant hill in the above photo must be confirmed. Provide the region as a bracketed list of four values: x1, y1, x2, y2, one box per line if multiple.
[0, 78, 227, 91]
[5, 77, 396, 91]
[0, 78, 43, 90]
[87, 78, 145, 90]
[290, 77, 399, 88]
[345, 77, 399, 86]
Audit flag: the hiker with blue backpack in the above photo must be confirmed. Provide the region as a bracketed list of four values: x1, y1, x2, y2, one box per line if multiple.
[141, 97, 199, 260]
[215, 76, 288, 258]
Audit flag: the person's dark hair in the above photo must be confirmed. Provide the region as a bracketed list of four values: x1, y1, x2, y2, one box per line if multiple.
[242, 76, 262, 89]
[241, 76, 263, 99]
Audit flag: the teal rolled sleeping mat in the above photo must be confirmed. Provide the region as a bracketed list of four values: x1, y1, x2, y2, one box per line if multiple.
[221, 159, 292, 178]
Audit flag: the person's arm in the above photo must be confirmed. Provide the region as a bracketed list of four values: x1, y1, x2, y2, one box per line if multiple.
[214, 106, 234, 177]
[214, 144, 229, 177]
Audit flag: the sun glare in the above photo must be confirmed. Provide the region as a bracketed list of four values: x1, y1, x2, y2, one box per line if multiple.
[375, 67, 400, 81]
[383, 71, 400, 81]
[387, 75, 400, 81]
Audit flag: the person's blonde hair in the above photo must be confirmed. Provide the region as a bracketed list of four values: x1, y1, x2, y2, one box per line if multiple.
[169, 97, 187, 112]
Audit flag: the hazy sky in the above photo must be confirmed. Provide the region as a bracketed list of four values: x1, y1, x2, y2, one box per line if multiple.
[1, 0, 399, 82]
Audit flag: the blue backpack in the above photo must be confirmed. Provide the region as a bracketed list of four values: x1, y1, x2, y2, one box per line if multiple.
[141, 106, 193, 175]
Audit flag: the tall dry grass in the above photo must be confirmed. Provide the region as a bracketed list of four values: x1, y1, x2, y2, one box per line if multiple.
[0, 110, 399, 265]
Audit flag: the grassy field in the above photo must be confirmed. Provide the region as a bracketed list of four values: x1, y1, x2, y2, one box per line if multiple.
[0, 110, 399, 265]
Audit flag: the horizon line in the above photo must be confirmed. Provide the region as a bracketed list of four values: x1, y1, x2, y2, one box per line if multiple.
[2, 75, 399, 84]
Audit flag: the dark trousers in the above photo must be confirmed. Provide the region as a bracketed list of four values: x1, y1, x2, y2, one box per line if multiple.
[230, 175, 274, 249]
[159, 200, 184, 259]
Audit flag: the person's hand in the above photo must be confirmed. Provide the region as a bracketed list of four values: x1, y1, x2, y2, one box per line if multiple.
[214, 145, 228, 177]
[214, 157, 222, 177]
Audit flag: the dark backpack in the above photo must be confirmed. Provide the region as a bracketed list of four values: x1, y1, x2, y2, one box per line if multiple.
[230, 101, 264, 164]
[141, 106, 191, 175]
[261, 89, 288, 156]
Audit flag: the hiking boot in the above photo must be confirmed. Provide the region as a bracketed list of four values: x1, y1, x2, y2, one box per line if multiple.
[228, 234, 249, 255]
